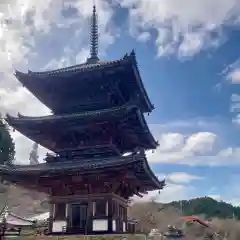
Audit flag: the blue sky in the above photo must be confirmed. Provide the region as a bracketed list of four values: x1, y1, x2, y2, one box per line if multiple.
[0, 0, 239, 204]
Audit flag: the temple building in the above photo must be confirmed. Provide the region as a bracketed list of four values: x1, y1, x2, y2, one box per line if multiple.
[0, 204, 33, 237]
[0, 4, 165, 236]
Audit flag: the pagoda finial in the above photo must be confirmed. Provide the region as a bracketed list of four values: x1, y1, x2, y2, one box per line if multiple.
[87, 3, 99, 63]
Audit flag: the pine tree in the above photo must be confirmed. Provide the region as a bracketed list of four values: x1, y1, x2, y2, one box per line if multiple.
[0, 120, 15, 165]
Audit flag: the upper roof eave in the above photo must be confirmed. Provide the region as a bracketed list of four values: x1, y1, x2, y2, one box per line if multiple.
[14, 53, 133, 78]
[14, 50, 154, 113]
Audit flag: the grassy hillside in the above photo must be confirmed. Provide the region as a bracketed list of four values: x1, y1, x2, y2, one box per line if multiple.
[166, 197, 240, 220]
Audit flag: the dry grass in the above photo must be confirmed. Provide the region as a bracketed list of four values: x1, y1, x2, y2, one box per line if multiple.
[0, 184, 47, 217]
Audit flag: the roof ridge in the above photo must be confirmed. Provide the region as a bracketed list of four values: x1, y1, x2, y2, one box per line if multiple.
[8, 212, 34, 223]
[6, 105, 138, 122]
[14, 54, 133, 77]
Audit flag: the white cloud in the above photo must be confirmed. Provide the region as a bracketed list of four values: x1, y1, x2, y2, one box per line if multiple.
[158, 133, 185, 152]
[183, 132, 217, 155]
[119, 0, 240, 57]
[137, 32, 151, 42]
[228, 69, 240, 84]
[11, 130, 48, 164]
[224, 59, 240, 86]
[136, 172, 199, 203]
[167, 172, 203, 184]
[207, 194, 221, 201]
[143, 183, 191, 203]
[234, 114, 240, 125]
[148, 128, 240, 166]
[135, 183, 187, 203]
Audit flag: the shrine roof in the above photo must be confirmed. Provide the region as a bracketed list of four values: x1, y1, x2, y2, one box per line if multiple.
[0, 152, 165, 190]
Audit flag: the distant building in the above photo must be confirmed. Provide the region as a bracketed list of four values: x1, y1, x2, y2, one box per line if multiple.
[28, 212, 49, 222]
[29, 143, 39, 165]
[0, 204, 33, 227]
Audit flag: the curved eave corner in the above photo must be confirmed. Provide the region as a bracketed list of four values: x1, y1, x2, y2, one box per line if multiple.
[5, 112, 25, 125]
[135, 109, 158, 149]
[128, 52, 154, 113]
[5, 113, 15, 125]
[15, 69, 41, 87]
[14, 70, 29, 84]
[142, 154, 165, 190]
[4, 114, 27, 135]
[0, 164, 15, 175]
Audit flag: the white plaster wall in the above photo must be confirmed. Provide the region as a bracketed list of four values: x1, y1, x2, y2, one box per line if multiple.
[52, 221, 67, 232]
[123, 221, 126, 232]
[65, 204, 69, 217]
[112, 220, 116, 231]
[93, 219, 108, 231]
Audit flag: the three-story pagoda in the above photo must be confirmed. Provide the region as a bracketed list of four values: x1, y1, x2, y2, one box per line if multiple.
[0, 5, 165, 236]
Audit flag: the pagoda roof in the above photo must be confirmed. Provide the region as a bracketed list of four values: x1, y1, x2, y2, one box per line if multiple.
[0, 152, 165, 192]
[5, 105, 158, 153]
[14, 51, 154, 113]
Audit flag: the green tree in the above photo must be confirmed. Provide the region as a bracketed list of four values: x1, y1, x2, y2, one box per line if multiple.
[167, 197, 240, 220]
[0, 120, 15, 165]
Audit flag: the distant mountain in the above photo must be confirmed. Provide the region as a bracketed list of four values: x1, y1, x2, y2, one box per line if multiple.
[166, 197, 240, 220]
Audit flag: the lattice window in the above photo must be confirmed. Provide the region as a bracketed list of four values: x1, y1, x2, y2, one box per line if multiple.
[93, 200, 107, 217]
[54, 203, 66, 220]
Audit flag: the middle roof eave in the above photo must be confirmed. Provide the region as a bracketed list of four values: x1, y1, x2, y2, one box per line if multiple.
[6, 105, 158, 149]
[5, 105, 137, 125]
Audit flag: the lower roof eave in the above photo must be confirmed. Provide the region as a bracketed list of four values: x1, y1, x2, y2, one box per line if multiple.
[0, 153, 144, 176]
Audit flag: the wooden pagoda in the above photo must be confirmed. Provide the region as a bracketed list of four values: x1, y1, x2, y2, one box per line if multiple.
[0, 5, 165, 236]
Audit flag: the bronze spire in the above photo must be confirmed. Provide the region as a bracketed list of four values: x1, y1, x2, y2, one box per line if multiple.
[88, 4, 99, 63]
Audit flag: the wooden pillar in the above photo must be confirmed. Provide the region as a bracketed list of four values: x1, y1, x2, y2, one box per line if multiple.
[66, 203, 70, 230]
[86, 185, 93, 234]
[107, 197, 113, 233]
[48, 202, 54, 232]
[67, 203, 72, 229]
[87, 196, 93, 233]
